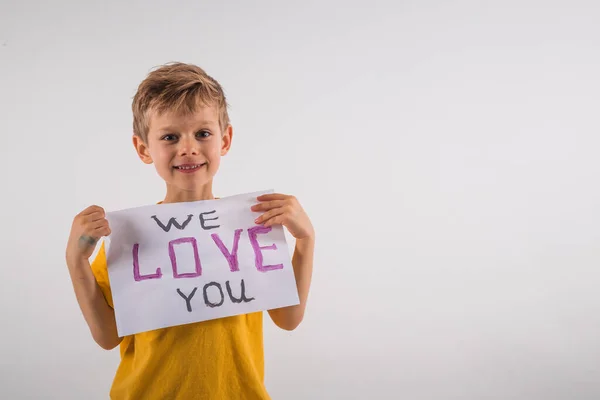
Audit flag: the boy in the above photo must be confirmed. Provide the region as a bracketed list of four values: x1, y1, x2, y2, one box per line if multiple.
[65, 62, 315, 399]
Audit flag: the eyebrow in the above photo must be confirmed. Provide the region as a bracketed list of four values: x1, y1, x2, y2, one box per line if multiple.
[156, 122, 217, 132]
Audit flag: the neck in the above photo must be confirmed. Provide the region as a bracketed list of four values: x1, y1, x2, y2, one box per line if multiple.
[162, 183, 215, 204]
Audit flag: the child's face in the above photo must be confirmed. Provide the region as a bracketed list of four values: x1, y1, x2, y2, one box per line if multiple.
[133, 105, 232, 199]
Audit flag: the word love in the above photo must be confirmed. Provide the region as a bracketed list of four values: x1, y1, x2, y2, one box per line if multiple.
[133, 225, 282, 281]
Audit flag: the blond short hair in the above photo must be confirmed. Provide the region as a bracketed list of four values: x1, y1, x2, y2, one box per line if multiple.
[132, 62, 230, 141]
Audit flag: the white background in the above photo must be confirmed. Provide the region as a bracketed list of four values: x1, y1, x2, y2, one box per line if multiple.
[1, 1, 599, 399]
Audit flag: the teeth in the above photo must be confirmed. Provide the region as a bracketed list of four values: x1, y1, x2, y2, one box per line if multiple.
[176, 164, 202, 170]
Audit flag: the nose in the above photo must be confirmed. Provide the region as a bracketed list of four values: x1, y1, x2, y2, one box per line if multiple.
[177, 135, 199, 156]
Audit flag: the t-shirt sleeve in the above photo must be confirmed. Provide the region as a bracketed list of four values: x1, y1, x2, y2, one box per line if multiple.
[90, 240, 114, 309]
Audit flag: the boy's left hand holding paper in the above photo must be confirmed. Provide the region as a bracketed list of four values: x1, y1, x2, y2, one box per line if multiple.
[252, 193, 315, 240]
[252, 193, 315, 330]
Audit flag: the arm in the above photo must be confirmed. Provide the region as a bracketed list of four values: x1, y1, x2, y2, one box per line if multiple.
[66, 205, 122, 350]
[251, 194, 315, 331]
[268, 236, 314, 330]
[67, 255, 122, 350]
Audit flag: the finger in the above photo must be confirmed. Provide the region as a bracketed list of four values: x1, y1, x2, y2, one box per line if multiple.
[86, 219, 109, 232]
[263, 214, 285, 227]
[85, 211, 106, 223]
[251, 200, 286, 212]
[83, 205, 105, 215]
[255, 207, 286, 224]
[256, 193, 289, 201]
[93, 225, 111, 237]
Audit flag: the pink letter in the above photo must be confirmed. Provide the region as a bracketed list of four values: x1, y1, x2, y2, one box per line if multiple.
[133, 243, 163, 281]
[247, 226, 284, 272]
[170, 237, 202, 278]
[211, 229, 243, 272]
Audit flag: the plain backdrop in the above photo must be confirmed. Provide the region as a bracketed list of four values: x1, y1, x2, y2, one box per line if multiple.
[1, 0, 600, 399]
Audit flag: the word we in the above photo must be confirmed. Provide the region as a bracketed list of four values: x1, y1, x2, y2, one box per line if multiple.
[151, 210, 220, 232]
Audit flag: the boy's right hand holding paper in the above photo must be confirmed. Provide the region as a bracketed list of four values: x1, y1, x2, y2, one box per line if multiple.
[66, 205, 111, 262]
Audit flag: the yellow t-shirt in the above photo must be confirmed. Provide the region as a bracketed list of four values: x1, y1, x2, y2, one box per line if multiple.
[91, 241, 271, 400]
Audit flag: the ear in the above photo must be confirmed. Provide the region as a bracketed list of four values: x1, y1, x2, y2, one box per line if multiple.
[220, 125, 233, 156]
[132, 135, 153, 164]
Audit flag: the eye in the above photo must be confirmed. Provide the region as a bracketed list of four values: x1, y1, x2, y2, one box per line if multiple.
[161, 134, 178, 141]
[196, 130, 211, 139]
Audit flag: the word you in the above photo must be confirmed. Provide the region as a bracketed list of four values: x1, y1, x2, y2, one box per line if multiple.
[177, 279, 255, 312]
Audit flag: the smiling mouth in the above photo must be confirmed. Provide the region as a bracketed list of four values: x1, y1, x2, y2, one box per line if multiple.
[174, 163, 206, 171]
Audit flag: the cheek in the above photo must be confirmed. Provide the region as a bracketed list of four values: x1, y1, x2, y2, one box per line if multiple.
[150, 147, 173, 166]
[207, 141, 224, 158]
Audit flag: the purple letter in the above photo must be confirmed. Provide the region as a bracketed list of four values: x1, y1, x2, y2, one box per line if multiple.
[133, 243, 163, 281]
[211, 229, 243, 272]
[169, 237, 202, 278]
[247, 226, 284, 272]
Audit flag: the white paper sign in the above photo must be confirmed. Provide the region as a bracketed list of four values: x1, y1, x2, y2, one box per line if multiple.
[104, 190, 300, 337]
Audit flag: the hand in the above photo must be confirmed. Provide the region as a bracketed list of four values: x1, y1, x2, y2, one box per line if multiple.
[251, 193, 314, 240]
[66, 205, 111, 262]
